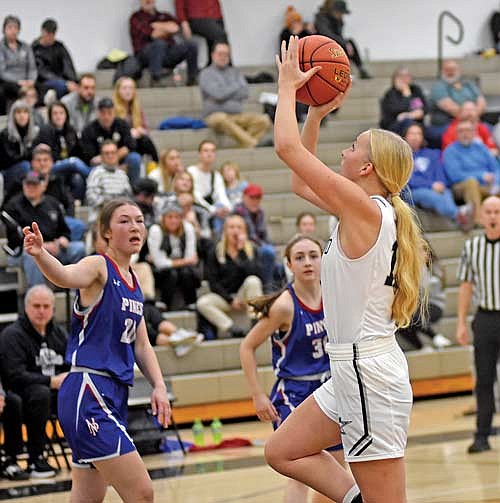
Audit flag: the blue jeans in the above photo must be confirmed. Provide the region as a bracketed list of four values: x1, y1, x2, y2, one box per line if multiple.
[53, 157, 91, 201]
[123, 152, 141, 185]
[65, 217, 87, 242]
[2, 161, 30, 194]
[42, 78, 68, 98]
[11, 242, 86, 287]
[411, 187, 458, 220]
[258, 243, 277, 289]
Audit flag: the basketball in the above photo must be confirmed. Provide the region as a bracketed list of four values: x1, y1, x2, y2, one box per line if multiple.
[296, 35, 351, 106]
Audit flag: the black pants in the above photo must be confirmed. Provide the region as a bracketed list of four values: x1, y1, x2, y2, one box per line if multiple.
[344, 38, 364, 70]
[0, 80, 21, 115]
[472, 309, 500, 438]
[156, 266, 200, 308]
[188, 18, 227, 65]
[136, 134, 159, 162]
[397, 303, 442, 350]
[2, 385, 54, 460]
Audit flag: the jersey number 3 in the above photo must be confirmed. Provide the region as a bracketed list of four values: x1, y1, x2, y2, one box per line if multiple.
[120, 318, 137, 344]
[384, 241, 398, 287]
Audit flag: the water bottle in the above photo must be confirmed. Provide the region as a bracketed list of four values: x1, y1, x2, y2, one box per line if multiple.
[191, 418, 205, 447]
[210, 417, 223, 445]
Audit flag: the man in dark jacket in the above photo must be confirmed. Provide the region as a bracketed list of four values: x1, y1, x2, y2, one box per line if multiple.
[31, 18, 78, 101]
[0, 285, 69, 478]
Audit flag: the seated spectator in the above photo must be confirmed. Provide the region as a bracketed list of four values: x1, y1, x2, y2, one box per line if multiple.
[130, 0, 198, 86]
[35, 101, 90, 202]
[397, 244, 451, 351]
[196, 215, 263, 338]
[490, 5, 500, 53]
[379, 66, 427, 134]
[220, 160, 248, 208]
[4, 171, 85, 287]
[0, 285, 69, 479]
[0, 15, 37, 115]
[31, 18, 78, 102]
[404, 123, 474, 231]
[314, 0, 371, 79]
[17, 86, 45, 129]
[233, 183, 277, 291]
[85, 140, 133, 223]
[147, 199, 200, 309]
[0, 99, 38, 195]
[61, 73, 99, 134]
[187, 140, 231, 232]
[442, 100, 499, 157]
[133, 177, 159, 229]
[296, 211, 317, 236]
[81, 97, 141, 184]
[427, 59, 487, 148]
[148, 147, 184, 193]
[113, 76, 159, 163]
[199, 43, 272, 148]
[443, 119, 500, 223]
[176, 0, 227, 65]
[279, 5, 314, 46]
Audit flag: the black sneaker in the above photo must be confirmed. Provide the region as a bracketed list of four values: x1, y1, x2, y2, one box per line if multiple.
[28, 456, 56, 478]
[467, 436, 491, 454]
[1, 459, 29, 480]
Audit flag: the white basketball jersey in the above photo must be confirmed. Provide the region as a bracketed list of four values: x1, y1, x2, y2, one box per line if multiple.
[321, 196, 397, 344]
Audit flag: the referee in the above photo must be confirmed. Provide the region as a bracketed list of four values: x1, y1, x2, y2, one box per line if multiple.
[456, 196, 500, 454]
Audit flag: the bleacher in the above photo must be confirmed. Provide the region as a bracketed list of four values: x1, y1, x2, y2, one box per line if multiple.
[1, 54, 499, 423]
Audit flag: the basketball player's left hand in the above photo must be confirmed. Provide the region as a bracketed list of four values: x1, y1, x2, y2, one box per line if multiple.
[276, 36, 321, 90]
[151, 386, 171, 428]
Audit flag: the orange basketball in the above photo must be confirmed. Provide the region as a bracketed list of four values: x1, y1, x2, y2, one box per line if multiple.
[296, 35, 351, 106]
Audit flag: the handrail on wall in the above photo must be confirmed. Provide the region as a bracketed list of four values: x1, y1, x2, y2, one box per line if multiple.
[437, 11, 464, 77]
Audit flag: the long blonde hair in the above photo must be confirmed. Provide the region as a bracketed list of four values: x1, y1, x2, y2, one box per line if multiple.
[113, 77, 143, 129]
[215, 215, 254, 264]
[159, 149, 182, 192]
[369, 128, 426, 328]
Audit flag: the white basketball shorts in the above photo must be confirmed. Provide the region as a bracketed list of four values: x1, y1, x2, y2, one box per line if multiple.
[313, 336, 412, 463]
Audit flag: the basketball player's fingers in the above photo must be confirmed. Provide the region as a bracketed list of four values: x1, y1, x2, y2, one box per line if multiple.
[281, 39, 287, 63]
[22, 225, 32, 236]
[303, 66, 321, 81]
[32, 221, 42, 237]
[275, 54, 281, 70]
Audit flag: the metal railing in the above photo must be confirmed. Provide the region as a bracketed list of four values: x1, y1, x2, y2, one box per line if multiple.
[437, 11, 464, 77]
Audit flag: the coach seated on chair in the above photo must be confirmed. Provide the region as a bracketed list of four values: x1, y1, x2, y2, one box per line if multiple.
[0, 285, 69, 479]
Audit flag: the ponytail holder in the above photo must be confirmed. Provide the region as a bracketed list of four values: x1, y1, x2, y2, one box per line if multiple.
[391, 192, 400, 199]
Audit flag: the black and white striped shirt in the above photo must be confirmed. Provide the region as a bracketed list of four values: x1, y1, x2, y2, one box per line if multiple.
[457, 235, 500, 311]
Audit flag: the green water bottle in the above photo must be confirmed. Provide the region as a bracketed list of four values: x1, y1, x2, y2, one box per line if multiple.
[210, 417, 223, 445]
[192, 418, 205, 447]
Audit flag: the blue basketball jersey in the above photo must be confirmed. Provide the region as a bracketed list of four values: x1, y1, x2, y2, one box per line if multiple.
[271, 284, 329, 379]
[67, 254, 144, 386]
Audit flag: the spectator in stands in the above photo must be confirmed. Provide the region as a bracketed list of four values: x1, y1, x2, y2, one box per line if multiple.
[0, 99, 38, 195]
[35, 101, 90, 202]
[85, 140, 133, 223]
[187, 140, 231, 232]
[133, 177, 159, 229]
[130, 0, 198, 86]
[199, 42, 272, 148]
[0, 285, 68, 478]
[296, 212, 317, 236]
[113, 76, 159, 163]
[233, 183, 277, 292]
[220, 160, 248, 208]
[0, 15, 37, 115]
[4, 171, 85, 287]
[81, 97, 141, 184]
[279, 5, 314, 46]
[175, 0, 227, 66]
[31, 18, 78, 102]
[443, 119, 500, 223]
[404, 123, 474, 231]
[197, 214, 263, 338]
[147, 199, 200, 309]
[18, 87, 45, 129]
[61, 73, 98, 134]
[314, 0, 371, 79]
[490, 6, 500, 53]
[427, 59, 487, 148]
[457, 196, 500, 453]
[148, 148, 184, 193]
[397, 243, 450, 351]
[442, 100, 499, 157]
[379, 66, 427, 134]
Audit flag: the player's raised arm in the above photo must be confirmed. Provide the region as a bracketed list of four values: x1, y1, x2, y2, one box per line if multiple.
[23, 222, 103, 290]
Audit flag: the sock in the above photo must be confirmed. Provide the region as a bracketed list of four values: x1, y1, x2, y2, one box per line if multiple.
[343, 485, 362, 503]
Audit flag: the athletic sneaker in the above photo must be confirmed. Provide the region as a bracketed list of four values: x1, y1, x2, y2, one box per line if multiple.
[28, 456, 56, 478]
[174, 334, 204, 357]
[456, 203, 475, 232]
[169, 329, 201, 346]
[1, 459, 29, 480]
[467, 436, 491, 454]
[432, 333, 452, 349]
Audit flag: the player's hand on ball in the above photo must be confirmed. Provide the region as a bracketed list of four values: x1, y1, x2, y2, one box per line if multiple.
[151, 386, 172, 428]
[23, 222, 44, 256]
[276, 36, 321, 91]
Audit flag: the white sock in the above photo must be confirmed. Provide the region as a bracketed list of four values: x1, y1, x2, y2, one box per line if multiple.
[343, 484, 361, 503]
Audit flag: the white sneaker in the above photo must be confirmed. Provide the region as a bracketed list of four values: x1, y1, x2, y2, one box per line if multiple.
[43, 89, 57, 107]
[432, 333, 452, 349]
[173, 335, 203, 357]
[169, 329, 200, 346]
